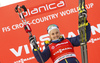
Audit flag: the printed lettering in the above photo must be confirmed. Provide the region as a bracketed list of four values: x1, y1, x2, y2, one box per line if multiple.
[91, 24, 100, 35]
[2, 26, 11, 32]
[10, 46, 22, 57]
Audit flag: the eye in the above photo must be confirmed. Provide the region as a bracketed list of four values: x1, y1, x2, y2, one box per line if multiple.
[56, 32, 58, 34]
[52, 33, 54, 35]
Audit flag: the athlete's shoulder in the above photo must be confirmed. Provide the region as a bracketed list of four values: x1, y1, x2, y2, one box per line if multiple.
[44, 40, 51, 48]
[44, 40, 50, 44]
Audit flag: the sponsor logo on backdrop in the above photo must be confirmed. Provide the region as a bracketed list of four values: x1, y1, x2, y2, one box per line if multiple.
[23, 0, 66, 18]
[14, 56, 35, 63]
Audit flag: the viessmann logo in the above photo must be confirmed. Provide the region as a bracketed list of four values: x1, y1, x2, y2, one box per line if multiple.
[23, 0, 66, 18]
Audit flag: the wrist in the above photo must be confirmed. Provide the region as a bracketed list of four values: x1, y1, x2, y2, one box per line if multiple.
[33, 47, 40, 51]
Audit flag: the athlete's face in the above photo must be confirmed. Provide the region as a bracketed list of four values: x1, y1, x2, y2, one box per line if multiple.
[49, 29, 60, 40]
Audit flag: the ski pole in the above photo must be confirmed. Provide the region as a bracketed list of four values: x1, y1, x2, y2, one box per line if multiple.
[15, 5, 45, 63]
[82, 0, 88, 63]
[15, 5, 32, 35]
[78, 0, 88, 63]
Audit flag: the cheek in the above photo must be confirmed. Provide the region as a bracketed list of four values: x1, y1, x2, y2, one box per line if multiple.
[51, 35, 54, 38]
[49, 35, 53, 39]
[58, 33, 60, 35]
[57, 33, 60, 36]
[50, 35, 56, 40]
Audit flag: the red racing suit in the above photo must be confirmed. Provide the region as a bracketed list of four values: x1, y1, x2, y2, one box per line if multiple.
[49, 39, 76, 63]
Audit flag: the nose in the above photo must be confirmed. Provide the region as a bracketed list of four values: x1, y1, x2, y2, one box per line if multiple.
[54, 33, 58, 37]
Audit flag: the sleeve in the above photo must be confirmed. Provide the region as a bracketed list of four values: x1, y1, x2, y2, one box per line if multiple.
[66, 22, 91, 47]
[32, 46, 51, 63]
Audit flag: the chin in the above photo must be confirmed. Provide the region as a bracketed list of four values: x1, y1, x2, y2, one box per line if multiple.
[53, 39, 59, 41]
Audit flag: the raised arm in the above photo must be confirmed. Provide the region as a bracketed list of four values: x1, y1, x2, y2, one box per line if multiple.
[29, 35, 51, 63]
[66, 22, 91, 47]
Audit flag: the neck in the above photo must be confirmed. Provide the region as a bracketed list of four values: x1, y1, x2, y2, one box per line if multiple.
[51, 37, 64, 43]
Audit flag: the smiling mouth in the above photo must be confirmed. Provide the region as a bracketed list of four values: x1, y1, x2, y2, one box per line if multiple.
[54, 36, 59, 39]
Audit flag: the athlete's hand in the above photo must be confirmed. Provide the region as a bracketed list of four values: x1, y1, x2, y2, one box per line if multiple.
[82, 9, 87, 18]
[29, 35, 38, 48]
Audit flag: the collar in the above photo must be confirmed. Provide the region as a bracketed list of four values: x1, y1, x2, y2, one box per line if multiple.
[51, 36, 64, 43]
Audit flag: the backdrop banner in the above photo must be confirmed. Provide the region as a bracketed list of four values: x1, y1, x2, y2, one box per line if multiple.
[0, 0, 100, 63]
